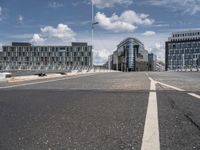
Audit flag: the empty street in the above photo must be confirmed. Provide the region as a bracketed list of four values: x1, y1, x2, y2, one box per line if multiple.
[0, 72, 200, 150]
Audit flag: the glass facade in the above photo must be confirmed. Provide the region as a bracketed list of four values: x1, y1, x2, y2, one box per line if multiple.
[128, 40, 134, 70]
[110, 38, 148, 72]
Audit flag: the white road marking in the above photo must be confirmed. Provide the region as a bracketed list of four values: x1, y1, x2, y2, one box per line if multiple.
[188, 93, 200, 99]
[141, 76, 160, 150]
[151, 79, 200, 100]
[148, 77, 157, 91]
[149, 77, 200, 100]
[156, 81, 185, 92]
[142, 73, 200, 150]
[0, 73, 97, 89]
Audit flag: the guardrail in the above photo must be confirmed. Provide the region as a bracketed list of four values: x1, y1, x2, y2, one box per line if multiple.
[0, 66, 117, 78]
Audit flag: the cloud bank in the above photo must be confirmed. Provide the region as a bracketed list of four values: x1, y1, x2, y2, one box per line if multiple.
[30, 24, 76, 44]
[95, 10, 154, 32]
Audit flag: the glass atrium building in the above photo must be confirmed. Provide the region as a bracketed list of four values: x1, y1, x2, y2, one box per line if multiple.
[109, 38, 148, 72]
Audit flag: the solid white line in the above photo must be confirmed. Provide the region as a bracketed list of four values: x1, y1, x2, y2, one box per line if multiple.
[148, 77, 157, 91]
[188, 93, 200, 99]
[0, 73, 96, 89]
[149, 78, 200, 100]
[141, 78, 160, 150]
[156, 81, 185, 92]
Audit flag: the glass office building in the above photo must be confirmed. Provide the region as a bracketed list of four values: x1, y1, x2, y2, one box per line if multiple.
[0, 42, 93, 70]
[166, 30, 200, 71]
[109, 38, 148, 72]
[148, 53, 157, 71]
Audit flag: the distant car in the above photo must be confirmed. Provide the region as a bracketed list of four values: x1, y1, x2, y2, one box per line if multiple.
[59, 72, 66, 75]
[35, 73, 47, 77]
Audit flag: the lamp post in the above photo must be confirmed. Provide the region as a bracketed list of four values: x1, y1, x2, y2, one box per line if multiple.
[91, 0, 98, 68]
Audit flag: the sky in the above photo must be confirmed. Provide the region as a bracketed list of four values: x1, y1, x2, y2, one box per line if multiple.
[0, 0, 200, 64]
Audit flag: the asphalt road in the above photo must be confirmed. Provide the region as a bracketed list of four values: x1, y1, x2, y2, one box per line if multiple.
[0, 72, 200, 150]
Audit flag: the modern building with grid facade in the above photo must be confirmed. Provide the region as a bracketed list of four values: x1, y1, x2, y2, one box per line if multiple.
[0, 42, 93, 70]
[166, 30, 200, 71]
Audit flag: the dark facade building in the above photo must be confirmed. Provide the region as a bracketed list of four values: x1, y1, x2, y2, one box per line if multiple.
[108, 38, 148, 72]
[148, 53, 157, 71]
[166, 30, 200, 71]
[0, 42, 93, 70]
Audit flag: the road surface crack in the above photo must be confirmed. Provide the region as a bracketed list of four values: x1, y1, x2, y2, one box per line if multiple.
[184, 114, 200, 132]
[165, 93, 200, 133]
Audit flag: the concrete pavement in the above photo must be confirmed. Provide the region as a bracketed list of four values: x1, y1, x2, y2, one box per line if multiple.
[0, 72, 200, 150]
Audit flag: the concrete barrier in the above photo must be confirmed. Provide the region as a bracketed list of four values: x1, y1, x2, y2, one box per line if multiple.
[5, 69, 116, 83]
[0, 72, 12, 81]
[8, 73, 64, 83]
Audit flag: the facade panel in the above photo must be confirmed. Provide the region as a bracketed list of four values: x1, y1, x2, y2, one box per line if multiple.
[0, 42, 93, 70]
[165, 30, 200, 71]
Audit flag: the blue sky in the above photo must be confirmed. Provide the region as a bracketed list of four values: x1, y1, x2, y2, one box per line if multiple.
[0, 0, 200, 64]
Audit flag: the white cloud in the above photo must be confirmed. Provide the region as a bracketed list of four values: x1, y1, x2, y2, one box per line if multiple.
[142, 31, 156, 36]
[92, 0, 133, 8]
[95, 10, 154, 32]
[95, 12, 136, 32]
[18, 15, 24, 23]
[30, 34, 45, 45]
[0, 6, 8, 21]
[29, 24, 76, 45]
[149, 43, 165, 61]
[41, 24, 76, 42]
[48, 2, 63, 8]
[94, 49, 112, 64]
[148, 0, 200, 15]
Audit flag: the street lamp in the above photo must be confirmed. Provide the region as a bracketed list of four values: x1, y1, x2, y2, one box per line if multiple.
[91, 0, 98, 68]
[91, 1, 98, 47]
